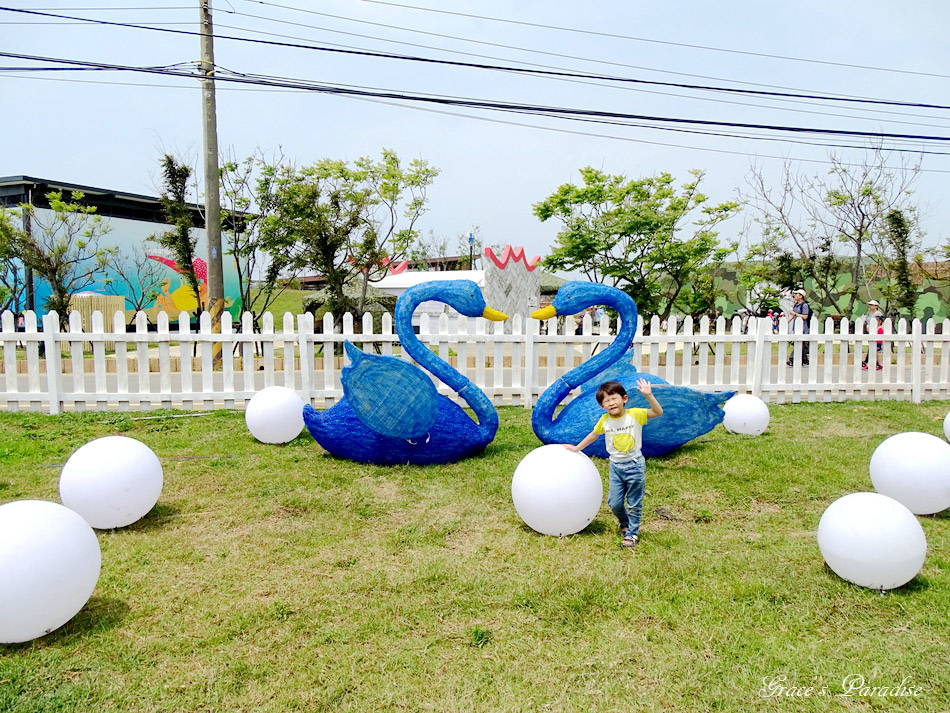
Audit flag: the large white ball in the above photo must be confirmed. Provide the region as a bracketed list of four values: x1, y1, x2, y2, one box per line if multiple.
[722, 394, 770, 436]
[245, 386, 305, 444]
[60, 436, 164, 529]
[869, 432, 950, 515]
[0, 500, 101, 643]
[512, 445, 603, 536]
[817, 492, 927, 590]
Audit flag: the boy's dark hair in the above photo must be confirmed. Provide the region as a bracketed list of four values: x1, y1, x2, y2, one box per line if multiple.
[595, 381, 627, 405]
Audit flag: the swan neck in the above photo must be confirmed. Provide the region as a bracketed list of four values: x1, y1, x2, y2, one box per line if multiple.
[395, 285, 496, 431]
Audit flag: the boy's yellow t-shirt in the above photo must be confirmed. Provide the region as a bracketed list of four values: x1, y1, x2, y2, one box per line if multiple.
[593, 408, 649, 462]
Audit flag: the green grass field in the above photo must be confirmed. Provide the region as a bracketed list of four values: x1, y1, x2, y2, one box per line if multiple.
[1, 401, 948, 712]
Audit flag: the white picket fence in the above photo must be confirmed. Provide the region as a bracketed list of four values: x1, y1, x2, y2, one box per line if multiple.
[1, 309, 949, 413]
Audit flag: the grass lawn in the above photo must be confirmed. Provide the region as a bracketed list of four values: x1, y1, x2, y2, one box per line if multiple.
[253, 289, 311, 322]
[1, 401, 949, 712]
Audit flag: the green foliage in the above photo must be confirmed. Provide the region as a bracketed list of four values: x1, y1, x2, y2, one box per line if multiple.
[153, 155, 202, 315]
[256, 149, 439, 322]
[744, 151, 921, 316]
[0, 191, 115, 324]
[879, 210, 918, 317]
[535, 168, 740, 320]
[0, 209, 26, 311]
[257, 162, 372, 320]
[219, 151, 301, 329]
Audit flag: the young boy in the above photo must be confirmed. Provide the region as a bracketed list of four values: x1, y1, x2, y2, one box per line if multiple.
[565, 379, 663, 547]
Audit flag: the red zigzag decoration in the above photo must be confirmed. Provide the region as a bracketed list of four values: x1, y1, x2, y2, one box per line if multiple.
[484, 245, 541, 271]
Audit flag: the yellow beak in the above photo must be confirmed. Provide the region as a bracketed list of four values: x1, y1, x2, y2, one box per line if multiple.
[482, 307, 508, 322]
[531, 306, 557, 320]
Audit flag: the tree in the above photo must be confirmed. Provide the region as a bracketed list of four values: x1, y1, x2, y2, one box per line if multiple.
[0, 209, 27, 312]
[104, 244, 167, 319]
[153, 155, 203, 316]
[876, 209, 918, 316]
[534, 167, 739, 320]
[744, 149, 921, 315]
[257, 149, 439, 320]
[257, 164, 373, 321]
[0, 191, 115, 326]
[310, 149, 440, 314]
[219, 150, 305, 333]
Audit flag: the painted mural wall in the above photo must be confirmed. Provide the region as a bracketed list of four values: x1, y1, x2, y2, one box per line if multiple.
[25, 208, 242, 321]
[712, 264, 950, 321]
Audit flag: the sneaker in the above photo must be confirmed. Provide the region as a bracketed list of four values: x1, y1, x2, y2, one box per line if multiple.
[622, 532, 639, 548]
[862, 364, 869, 370]
[876, 364, 883, 371]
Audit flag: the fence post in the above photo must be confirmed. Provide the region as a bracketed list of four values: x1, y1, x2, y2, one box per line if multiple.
[750, 316, 768, 399]
[911, 318, 922, 403]
[523, 316, 536, 408]
[42, 312, 62, 415]
[298, 312, 314, 403]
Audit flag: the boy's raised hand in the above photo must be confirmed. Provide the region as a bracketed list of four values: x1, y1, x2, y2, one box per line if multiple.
[635, 378, 652, 395]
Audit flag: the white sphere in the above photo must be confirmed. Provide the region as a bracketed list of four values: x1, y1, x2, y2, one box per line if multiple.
[0, 500, 101, 643]
[722, 394, 770, 436]
[869, 432, 950, 515]
[512, 445, 603, 536]
[944, 411, 950, 442]
[60, 436, 164, 529]
[817, 492, 926, 590]
[245, 386, 305, 444]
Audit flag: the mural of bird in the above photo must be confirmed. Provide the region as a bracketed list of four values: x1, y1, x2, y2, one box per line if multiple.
[531, 282, 733, 458]
[303, 280, 508, 465]
[147, 255, 208, 314]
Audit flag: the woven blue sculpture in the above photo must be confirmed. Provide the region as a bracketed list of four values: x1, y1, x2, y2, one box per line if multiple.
[303, 280, 507, 465]
[531, 282, 734, 458]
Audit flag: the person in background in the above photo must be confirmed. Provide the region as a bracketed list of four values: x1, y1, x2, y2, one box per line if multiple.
[862, 299, 884, 371]
[786, 289, 811, 366]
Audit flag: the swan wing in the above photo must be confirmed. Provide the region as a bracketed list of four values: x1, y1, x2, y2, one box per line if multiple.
[341, 342, 438, 439]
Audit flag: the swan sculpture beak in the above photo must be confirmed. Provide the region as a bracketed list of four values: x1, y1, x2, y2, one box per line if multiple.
[482, 307, 508, 322]
[531, 306, 557, 320]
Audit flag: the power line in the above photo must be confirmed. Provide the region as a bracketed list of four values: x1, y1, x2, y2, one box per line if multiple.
[5, 69, 948, 168]
[233, 3, 947, 108]
[2, 6, 949, 113]
[4, 51, 948, 150]
[353, 0, 950, 80]
[208, 20, 950, 132]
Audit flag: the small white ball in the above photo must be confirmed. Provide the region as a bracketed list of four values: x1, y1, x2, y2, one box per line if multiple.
[245, 386, 305, 444]
[512, 444, 603, 536]
[817, 492, 926, 590]
[0, 500, 101, 643]
[722, 394, 770, 436]
[869, 432, 950, 515]
[60, 436, 163, 529]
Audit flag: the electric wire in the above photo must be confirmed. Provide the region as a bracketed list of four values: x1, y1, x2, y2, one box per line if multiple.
[4, 70, 947, 171]
[208, 19, 950, 132]
[352, 0, 950, 80]
[3, 51, 947, 152]
[2, 6, 948, 113]
[231, 3, 948, 107]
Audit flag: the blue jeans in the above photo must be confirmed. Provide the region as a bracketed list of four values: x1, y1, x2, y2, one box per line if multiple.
[608, 456, 646, 536]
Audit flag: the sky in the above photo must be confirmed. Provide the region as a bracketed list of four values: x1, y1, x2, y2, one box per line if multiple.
[2, 0, 948, 267]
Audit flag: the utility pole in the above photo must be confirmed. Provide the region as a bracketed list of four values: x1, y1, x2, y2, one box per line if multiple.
[199, 0, 224, 360]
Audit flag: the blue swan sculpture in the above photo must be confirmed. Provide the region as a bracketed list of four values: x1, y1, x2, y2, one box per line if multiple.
[531, 282, 734, 458]
[303, 280, 507, 465]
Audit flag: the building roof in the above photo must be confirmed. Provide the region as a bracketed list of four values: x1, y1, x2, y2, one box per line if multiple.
[0, 175, 205, 226]
[372, 269, 485, 292]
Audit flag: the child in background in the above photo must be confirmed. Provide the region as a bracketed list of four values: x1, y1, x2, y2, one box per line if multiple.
[565, 379, 663, 548]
